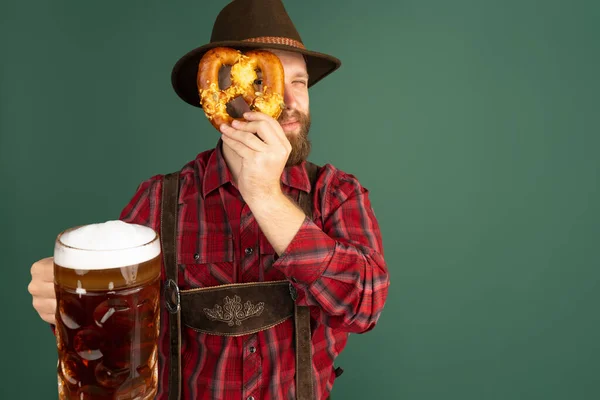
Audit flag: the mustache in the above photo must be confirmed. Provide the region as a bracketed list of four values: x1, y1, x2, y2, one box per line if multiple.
[278, 110, 304, 123]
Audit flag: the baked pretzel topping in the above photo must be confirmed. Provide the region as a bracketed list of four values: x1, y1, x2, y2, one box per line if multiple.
[197, 47, 285, 131]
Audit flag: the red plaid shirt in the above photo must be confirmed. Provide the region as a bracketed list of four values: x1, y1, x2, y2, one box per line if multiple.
[118, 140, 389, 399]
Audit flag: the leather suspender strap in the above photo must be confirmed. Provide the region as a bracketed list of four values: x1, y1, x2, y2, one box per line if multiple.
[295, 161, 319, 400]
[295, 304, 314, 399]
[161, 172, 181, 400]
[161, 162, 319, 400]
[298, 161, 318, 219]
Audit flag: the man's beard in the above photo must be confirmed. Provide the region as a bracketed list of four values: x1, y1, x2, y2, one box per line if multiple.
[278, 109, 311, 167]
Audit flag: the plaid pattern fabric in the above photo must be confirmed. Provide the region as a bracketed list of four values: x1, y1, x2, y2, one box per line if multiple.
[119, 140, 390, 399]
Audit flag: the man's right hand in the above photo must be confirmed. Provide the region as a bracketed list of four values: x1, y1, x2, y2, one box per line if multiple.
[28, 257, 56, 325]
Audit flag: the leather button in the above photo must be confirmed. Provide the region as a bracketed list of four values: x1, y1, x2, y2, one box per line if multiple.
[245, 247, 253, 255]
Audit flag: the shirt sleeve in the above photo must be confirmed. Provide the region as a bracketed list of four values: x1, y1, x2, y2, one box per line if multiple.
[272, 168, 390, 334]
[118, 175, 164, 231]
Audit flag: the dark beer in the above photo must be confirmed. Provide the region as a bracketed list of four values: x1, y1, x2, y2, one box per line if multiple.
[54, 221, 161, 400]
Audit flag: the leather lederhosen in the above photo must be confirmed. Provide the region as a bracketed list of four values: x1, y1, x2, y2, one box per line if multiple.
[160, 162, 321, 400]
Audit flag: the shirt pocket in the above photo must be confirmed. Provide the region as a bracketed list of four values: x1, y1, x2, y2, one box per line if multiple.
[178, 234, 235, 288]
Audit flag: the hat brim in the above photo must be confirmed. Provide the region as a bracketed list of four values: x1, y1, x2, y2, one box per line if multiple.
[171, 41, 342, 108]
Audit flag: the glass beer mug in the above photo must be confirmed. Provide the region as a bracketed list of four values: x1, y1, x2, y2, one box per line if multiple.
[53, 220, 161, 399]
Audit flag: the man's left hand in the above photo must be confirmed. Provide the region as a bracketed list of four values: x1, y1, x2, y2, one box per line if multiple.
[220, 111, 291, 203]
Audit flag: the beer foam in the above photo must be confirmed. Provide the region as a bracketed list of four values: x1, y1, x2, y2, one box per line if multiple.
[54, 220, 160, 270]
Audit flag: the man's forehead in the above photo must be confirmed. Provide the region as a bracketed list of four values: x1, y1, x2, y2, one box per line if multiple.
[256, 48, 307, 68]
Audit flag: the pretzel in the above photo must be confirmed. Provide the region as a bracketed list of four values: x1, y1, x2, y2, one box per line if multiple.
[197, 47, 285, 131]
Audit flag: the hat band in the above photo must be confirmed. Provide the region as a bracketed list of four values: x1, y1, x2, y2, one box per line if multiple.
[242, 36, 306, 50]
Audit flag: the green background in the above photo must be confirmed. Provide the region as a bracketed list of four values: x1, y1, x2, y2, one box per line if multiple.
[2, 0, 599, 398]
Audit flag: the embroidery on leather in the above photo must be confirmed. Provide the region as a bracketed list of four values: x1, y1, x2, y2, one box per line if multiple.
[203, 295, 265, 326]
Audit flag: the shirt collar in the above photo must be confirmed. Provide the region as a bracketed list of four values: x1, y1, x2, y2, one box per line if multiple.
[201, 139, 234, 198]
[281, 160, 311, 193]
[201, 139, 312, 198]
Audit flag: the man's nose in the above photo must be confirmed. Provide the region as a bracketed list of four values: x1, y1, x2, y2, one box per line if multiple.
[282, 83, 297, 109]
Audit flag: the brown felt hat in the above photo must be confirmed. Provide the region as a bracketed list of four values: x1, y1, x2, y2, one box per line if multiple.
[171, 0, 342, 108]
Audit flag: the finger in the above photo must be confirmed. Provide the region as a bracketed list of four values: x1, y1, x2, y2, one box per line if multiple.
[230, 119, 279, 145]
[241, 112, 287, 145]
[220, 130, 257, 160]
[221, 123, 268, 151]
[242, 111, 274, 122]
[31, 257, 55, 283]
[34, 297, 57, 316]
[28, 280, 55, 298]
[242, 111, 280, 133]
[41, 313, 56, 325]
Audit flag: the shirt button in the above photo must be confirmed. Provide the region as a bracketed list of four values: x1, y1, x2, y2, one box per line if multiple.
[248, 397, 255, 400]
[249, 346, 256, 353]
[193, 253, 200, 260]
[245, 247, 254, 255]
